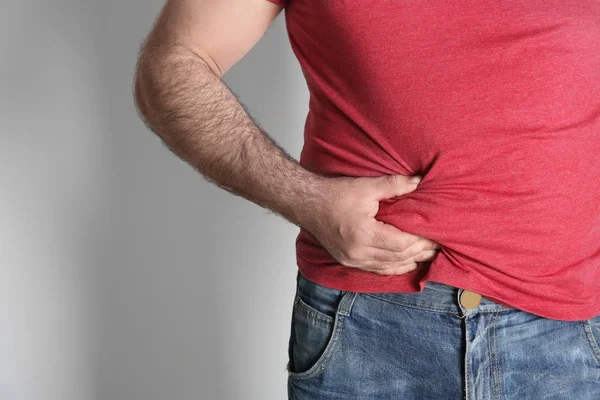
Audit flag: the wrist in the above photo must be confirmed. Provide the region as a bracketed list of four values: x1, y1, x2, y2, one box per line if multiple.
[287, 173, 331, 233]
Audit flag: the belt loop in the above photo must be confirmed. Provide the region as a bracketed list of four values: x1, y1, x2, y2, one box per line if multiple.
[337, 292, 358, 317]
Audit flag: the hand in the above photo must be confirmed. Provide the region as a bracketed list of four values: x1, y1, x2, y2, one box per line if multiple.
[303, 174, 440, 276]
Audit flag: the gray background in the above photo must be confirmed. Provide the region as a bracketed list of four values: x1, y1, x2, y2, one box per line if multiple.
[0, 1, 305, 399]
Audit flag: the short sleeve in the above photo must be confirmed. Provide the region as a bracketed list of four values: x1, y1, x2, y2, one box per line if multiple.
[266, 0, 288, 6]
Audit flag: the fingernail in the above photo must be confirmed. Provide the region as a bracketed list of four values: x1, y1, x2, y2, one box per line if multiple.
[410, 176, 422, 184]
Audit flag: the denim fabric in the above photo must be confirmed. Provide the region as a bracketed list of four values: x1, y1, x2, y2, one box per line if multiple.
[287, 270, 600, 399]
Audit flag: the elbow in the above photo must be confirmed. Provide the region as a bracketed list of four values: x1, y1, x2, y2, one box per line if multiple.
[132, 43, 218, 124]
[132, 41, 171, 125]
[133, 51, 155, 124]
[132, 66, 146, 120]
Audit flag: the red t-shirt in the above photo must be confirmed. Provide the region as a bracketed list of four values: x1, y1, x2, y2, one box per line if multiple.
[266, 0, 600, 321]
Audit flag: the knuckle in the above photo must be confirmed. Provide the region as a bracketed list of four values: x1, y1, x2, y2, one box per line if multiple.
[396, 239, 410, 253]
[390, 250, 407, 262]
[381, 248, 402, 262]
[401, 245, 419, 259]
[384, 174, 398, 190]
[391, 251, 408, 262]
[398, 249, 414, 261]
[370, 229, 386, 246]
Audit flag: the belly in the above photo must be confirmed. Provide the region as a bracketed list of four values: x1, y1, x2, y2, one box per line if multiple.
[287, 0, 600, 280]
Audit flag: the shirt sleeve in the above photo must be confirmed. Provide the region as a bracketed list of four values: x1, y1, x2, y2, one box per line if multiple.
[266, 0, 288, 6]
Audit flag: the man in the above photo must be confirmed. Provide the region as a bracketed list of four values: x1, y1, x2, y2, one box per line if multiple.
[134, 0, 600, 398]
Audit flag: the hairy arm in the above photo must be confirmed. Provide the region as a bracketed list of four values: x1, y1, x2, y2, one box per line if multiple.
[133, 0, 326, 230]
[133, 0, 440, 274]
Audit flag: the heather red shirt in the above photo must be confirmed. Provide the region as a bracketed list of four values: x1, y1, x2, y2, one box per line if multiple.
[266, 0, 600, 321]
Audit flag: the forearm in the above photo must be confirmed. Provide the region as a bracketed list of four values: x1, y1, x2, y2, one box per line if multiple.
[133, 45, 326, 229]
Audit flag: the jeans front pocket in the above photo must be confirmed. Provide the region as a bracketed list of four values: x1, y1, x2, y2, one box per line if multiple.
[287, 271, 351, 380]
[581, 313, 600, 368]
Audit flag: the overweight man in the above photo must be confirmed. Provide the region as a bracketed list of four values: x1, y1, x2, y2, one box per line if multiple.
[134, 1, 600, 398]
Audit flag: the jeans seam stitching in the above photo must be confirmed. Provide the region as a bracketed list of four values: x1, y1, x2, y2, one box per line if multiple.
[493, 311, 501, 400]
[486, 313, 495, 400]
[580, 320, 600, 367]
[294, 295, 335, 325]
[364, 293, 512, 315]
[288, 315, 345, 380]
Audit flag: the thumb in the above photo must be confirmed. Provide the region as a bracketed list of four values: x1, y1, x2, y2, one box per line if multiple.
[371, 174, 422, 201]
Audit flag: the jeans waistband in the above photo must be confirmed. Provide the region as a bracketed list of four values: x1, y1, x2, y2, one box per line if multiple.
[297, 270, 515, 316]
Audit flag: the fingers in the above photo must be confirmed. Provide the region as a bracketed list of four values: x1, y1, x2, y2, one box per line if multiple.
[363, 243, 439, 264]
[358, 251, 438, 276]
[369, 221, 415, 252]
[370, 174, 422, 201]
[422, 241, 441, 251]
[414, 250, 439, 262]
[353, 247, 439, 270]
[369, 220, 440, 254]
[346, 230, 441, 275]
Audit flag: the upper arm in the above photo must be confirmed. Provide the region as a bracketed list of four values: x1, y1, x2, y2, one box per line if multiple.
[142, 0, 285, 77]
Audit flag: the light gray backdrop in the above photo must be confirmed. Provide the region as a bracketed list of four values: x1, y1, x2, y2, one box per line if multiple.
[0, 1, 306, 399]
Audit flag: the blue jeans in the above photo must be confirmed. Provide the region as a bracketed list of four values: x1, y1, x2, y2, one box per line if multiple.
[287, 270, 600, 399]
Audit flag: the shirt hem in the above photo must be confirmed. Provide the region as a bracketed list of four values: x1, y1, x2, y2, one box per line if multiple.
[296, 255, 600, 321]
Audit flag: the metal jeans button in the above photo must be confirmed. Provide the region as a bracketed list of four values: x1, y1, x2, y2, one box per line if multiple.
[460, 290, 482, 309]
